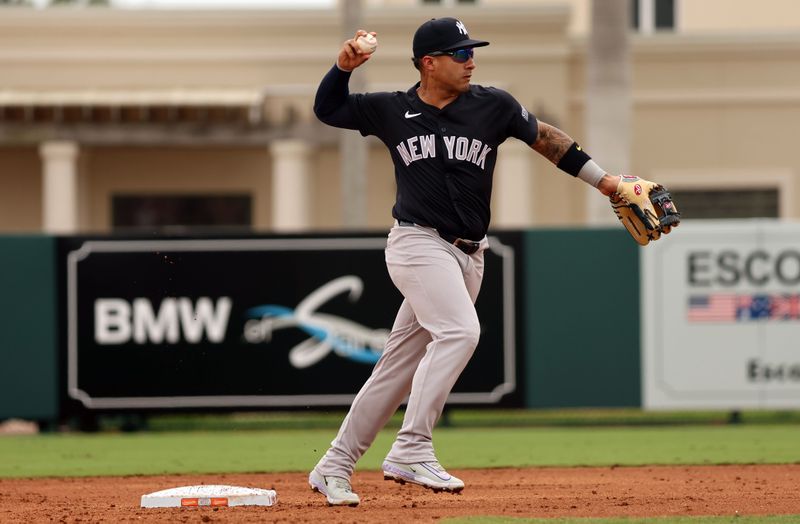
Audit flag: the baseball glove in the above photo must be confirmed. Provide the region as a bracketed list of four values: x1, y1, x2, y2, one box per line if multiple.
[610, 175, 680, 246]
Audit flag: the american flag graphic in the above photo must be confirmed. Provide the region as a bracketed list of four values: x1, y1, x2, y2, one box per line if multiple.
[687, 294, 739, 322]
[688, 294, 800, 322]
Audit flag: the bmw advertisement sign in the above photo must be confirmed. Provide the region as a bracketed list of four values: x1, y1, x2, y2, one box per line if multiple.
[60, 235, 520, 410]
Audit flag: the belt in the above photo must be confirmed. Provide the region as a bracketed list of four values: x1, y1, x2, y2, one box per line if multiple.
[397, 220, 481, 255]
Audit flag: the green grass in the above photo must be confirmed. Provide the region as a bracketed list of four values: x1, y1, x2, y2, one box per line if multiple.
[1, 424, 798, 478]
[138, 408, 800, 432]
[444, 517, 800, 524]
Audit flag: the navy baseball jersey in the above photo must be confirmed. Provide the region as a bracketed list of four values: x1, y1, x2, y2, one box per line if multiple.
[324, 72, 538, 241]
[311, 20, 537, 497]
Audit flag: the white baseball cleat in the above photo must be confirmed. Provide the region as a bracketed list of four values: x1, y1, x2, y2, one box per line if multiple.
[308, 468, 361, 506]
[382, 460, 465, 493]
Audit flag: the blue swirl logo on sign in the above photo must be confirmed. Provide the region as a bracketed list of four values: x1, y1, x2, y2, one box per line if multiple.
[243, 276, 388, 368]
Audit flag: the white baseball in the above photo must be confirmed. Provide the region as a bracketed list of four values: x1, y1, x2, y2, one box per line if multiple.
[356, 33, 378, 54]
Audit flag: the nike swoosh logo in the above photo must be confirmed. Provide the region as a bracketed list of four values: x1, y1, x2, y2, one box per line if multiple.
[405, 111, 421, 119]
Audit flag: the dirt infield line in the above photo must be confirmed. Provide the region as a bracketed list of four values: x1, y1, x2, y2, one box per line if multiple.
[1, 464, 799, 523]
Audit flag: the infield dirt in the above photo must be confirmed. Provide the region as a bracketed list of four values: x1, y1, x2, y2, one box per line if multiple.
[2, 464, 799, 523]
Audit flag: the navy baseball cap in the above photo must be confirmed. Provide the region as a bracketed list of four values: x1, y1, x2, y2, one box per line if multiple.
[412, 17, 489, 59]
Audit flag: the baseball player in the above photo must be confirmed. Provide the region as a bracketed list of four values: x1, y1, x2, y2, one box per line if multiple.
[308, 17, 673, 506]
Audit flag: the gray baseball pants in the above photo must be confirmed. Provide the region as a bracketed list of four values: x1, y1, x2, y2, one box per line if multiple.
[314, 221, 487, 479]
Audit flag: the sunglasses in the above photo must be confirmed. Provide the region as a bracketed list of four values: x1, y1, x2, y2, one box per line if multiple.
[427, 48, 474, 63]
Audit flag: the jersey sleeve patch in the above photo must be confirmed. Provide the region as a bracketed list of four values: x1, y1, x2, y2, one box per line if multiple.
[487, 87, 538, 145]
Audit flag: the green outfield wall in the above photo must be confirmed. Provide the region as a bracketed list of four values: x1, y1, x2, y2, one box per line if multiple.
[0, 236, 58, 421]
[0, 231, 640, 422]
[524, 229, 641, 407]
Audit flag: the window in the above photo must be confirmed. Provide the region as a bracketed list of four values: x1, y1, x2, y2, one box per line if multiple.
[650, 168, 794, 220]
[670, 189, 779, 219]
[112, 194, 252, 232]
[631, 0, 676, 33]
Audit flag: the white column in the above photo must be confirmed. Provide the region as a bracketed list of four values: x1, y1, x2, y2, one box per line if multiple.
[494, 140, 534, 228]
[39, 140, 79, 233]
[340, 0, 367, 228]
[639, 0, 655, 35]
[586, 0, 631, 224]
[270, 139, 312, 231]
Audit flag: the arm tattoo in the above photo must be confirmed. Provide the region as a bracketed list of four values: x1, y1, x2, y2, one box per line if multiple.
[531, 121, 576, 165]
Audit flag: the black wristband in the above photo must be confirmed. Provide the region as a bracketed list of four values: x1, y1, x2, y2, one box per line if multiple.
[556, 142, 591, 178]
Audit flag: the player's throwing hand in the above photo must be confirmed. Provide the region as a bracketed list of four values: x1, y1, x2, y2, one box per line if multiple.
[337, 30, 377, 72]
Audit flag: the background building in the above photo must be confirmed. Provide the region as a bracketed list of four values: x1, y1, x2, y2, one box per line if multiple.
[1, 0, 799, 233]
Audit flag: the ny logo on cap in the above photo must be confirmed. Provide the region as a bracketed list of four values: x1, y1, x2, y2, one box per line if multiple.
[455, 20, 468, 35]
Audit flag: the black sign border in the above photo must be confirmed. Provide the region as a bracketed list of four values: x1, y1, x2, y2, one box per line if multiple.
[67, 236, 517, 409]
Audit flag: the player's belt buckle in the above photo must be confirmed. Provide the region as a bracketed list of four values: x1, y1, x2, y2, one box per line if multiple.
[453, 238, 480, 255]
[397, 219, 480, 255]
